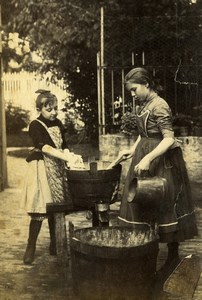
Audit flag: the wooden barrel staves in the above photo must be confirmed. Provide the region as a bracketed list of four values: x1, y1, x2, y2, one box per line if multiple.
[70, 225, 159, 300]
[66, 162, 122, 210]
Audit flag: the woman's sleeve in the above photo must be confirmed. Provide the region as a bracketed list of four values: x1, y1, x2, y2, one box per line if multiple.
[29, 121, 55, 150]
[153, 100, 175, 138]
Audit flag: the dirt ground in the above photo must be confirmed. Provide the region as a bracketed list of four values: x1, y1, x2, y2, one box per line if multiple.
[0, 155, 202, 300]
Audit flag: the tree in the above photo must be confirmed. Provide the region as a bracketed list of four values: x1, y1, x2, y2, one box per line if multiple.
[3, 0, 105, 142]
[2, 0, 202, 140]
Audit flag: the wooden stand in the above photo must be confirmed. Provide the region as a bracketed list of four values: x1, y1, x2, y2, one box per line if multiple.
[46, 162, 122, 263]
[46, 201, 110, 264]
[46, 203, 72, 265]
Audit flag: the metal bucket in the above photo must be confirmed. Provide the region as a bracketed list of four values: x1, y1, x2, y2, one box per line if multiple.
[127, 176, 167, 207]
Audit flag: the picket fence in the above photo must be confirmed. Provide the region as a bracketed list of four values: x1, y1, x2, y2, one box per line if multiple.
[2, 71, 69, 120]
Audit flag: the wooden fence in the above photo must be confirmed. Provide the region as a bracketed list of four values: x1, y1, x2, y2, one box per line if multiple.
[2, 71, 69, 120]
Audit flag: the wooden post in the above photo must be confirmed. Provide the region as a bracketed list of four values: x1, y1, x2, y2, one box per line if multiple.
[100, 6, 105, 135]
[195, 50, 199, 113]
[46, 203, 70, 265]
[121, 69, 125, 116]
[174, 1, 178, 115]
[132, 51, 135, 66]
[97, 52, 102, 136]
[54, 212, 68, 265]
[111, 69, 114, 124]
[0, 5, 7, 191]
[142, 51, 145, 66]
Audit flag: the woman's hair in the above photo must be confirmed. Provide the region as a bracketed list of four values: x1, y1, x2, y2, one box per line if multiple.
[35, 89, 57, 110]
[125, 67, 162, 92]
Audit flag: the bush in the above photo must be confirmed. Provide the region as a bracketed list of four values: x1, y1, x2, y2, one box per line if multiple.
[6, 103, 30, 134]
[120, 112, 138, 136]
[172, 113, 193, 128]
[6, 131, 32, 147]
[61, 100, 87, 144]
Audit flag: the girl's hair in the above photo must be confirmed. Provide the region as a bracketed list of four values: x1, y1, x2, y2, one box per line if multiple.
[125, 67, 162, 92]
[35, 89, 57, 110]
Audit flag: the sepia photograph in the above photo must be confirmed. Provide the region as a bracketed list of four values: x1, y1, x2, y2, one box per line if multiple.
[0, 1, 202, 299]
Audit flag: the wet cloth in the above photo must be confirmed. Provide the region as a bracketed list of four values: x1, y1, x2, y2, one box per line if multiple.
[119, 95, 198, 243]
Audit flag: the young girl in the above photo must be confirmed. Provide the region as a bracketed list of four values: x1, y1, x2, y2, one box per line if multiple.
[117, 68, 198, 278]
[21, 89, 73, 264]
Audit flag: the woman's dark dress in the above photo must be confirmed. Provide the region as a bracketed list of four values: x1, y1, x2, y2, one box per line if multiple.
[119, 94, 198, 242]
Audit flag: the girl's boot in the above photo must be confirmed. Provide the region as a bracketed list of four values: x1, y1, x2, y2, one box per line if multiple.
[48, 215, 57, 255]
[23, 220, 42, 264]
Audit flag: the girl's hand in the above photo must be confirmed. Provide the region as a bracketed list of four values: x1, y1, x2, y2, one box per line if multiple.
[63, 149, 71, 161]
[134, 156, 151, 176]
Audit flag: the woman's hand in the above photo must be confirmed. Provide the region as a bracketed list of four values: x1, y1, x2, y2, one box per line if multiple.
[134, 155, 151, 176]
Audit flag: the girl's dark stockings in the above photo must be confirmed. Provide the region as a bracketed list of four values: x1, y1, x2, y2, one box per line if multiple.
[23, 220, 42, 264]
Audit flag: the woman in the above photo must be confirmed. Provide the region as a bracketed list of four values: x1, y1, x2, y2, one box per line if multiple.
[118, 68, 198, 276]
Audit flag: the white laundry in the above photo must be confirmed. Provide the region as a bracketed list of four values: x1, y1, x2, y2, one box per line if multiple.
[64, 149, 85, 170]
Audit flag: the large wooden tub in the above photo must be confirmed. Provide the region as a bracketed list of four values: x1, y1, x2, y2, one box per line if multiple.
[66, 162, 122, 210]
[70, 225, 159, 300]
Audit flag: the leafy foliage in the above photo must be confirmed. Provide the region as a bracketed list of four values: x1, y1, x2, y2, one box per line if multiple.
[5, 104, 30, 134]
[61, 99, 87, 144]
[172, 113, 193, 127]
[3, 0, 103, 141]
[2, 0, 202, 140]
[120, 112, 137, 136]
[2, 32, 33, 71]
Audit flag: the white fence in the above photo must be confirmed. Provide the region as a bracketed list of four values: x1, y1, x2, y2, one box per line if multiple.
[2, 71, 69, 120]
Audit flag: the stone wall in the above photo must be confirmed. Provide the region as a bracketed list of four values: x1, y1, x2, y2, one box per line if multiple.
[99, 134, 202, 204]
